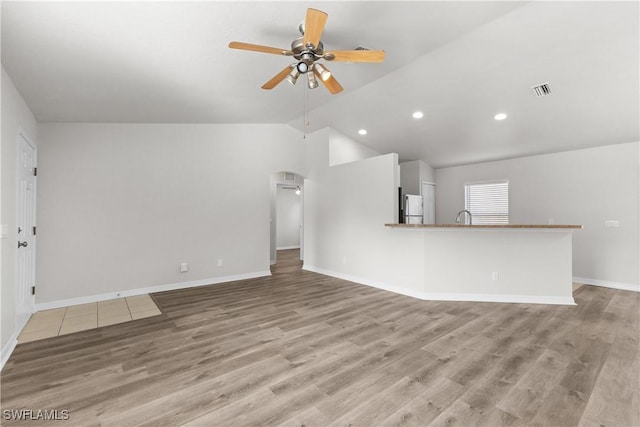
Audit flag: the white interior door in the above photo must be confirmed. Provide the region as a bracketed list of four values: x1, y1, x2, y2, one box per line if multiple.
[299, 185, 304, 261]
[422, 182, 436, 225]
[16, 133, 36, 328]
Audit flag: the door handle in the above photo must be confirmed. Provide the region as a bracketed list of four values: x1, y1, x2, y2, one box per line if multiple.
[18, 241, 28, 248]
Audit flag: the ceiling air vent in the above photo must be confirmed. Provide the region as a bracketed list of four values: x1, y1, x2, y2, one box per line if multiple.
[531, 82, 552, 97]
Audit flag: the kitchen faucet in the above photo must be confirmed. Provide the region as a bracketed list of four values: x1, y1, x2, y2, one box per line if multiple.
[456, 210, 473, 225]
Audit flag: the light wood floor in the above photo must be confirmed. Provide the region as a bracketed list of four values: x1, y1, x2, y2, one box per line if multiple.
[1, 249, 638, 426]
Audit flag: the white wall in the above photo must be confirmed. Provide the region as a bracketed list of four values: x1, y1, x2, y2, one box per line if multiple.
[1, 68, 39, 359]
[304, 139, 577, 303]
[329, 129, 379, 167]
[304, 146, 426, 296]
[422, 229, 574, 304]
[419, 161, 436, 185]
[400, 159, 435, 196]
[400, 161, 420, 196]
[276, 185, 301, 249]
[435, 142, 640, 288]
[32, 123, 381, 308]
[36, 123, 307, 305]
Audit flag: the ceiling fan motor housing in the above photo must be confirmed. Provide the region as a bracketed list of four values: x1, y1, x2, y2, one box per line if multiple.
[291, 36, 324, 73]
[291, 37, 324, 56]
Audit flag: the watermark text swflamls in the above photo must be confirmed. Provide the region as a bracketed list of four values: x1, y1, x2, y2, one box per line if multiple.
[3, 409, 70, 421]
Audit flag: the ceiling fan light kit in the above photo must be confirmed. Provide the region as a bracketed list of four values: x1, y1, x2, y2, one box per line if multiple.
[307, 71, 319, 89]
[229, 8, 385, 95]
[313, 63, 332, 81]
[285, 65, 300, 85]
[296, 60, 310, 74]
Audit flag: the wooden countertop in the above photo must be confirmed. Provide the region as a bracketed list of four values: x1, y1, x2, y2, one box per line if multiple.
[385, 223, 582, 229]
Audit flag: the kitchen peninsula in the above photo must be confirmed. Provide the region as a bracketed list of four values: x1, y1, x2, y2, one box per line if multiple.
[384, 223, 582, 305]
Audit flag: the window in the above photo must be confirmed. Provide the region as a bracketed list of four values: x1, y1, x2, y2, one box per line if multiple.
[464, 180, 509, 224]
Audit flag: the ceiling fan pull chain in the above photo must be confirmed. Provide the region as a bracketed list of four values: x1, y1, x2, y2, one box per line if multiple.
[303, 83, 310, 139]
[302, 85, 306, 139]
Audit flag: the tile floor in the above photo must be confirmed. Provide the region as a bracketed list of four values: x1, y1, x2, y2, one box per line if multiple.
[18, 294, 162, 343]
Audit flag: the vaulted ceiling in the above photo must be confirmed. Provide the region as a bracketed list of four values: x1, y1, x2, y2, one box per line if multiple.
[2, 1, 638, 167]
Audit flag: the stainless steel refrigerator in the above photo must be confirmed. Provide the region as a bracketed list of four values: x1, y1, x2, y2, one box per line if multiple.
[404, 194, 423, 224]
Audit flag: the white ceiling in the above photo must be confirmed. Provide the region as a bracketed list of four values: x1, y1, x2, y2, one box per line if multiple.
[2, 1, 638, 167]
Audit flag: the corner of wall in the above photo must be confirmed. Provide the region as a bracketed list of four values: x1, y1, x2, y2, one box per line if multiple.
[328, 127, 380, 167]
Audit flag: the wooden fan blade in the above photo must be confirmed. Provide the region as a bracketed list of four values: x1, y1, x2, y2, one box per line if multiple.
[229, 41, 292, 56]
[262, 65, 294, 90]
[313, 66, 343, 94]
[325, 50, 385, 63]
[303, 8, 328, 49]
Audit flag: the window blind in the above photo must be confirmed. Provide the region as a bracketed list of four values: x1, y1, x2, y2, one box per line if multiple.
[464, 181, 509, 224]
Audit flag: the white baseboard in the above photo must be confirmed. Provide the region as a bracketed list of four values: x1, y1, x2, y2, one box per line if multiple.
[35, 270, 272, 312]
[303, 265, 427, 300]
[304, 265, 575, 306]
[277, 246, 300, 250]
[419, 292, 575, 305]
[573, 277, 640, 292]
[1, 314, 31, 372]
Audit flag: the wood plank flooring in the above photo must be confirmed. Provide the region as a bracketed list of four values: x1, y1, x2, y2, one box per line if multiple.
[1, 249, 638, 426]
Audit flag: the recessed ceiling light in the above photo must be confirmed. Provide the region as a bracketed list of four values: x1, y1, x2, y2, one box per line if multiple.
[494, 113, 507, 121]
[358, 129, 367, 135]
[412, 111, 424, 119]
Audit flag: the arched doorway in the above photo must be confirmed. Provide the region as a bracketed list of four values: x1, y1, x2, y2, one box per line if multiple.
[269, 171, 305, 267]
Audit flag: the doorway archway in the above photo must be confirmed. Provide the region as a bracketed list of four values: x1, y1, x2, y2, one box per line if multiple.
[269, 171, 305, 266]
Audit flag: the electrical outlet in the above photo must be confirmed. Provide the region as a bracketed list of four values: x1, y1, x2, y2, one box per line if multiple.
[492, 272, 499, 281]
[547, 218, 555, 225]
[180, 262, 189, 273]
[217, 259, 223, 267]
[605, 220, 620, 228]
[342, 256, 347, 265]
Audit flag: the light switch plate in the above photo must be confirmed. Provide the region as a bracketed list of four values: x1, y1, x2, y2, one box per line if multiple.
[605, 220, 620, 228]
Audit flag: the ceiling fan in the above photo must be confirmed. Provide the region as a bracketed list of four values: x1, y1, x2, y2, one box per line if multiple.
[228, 8, 385, 95]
